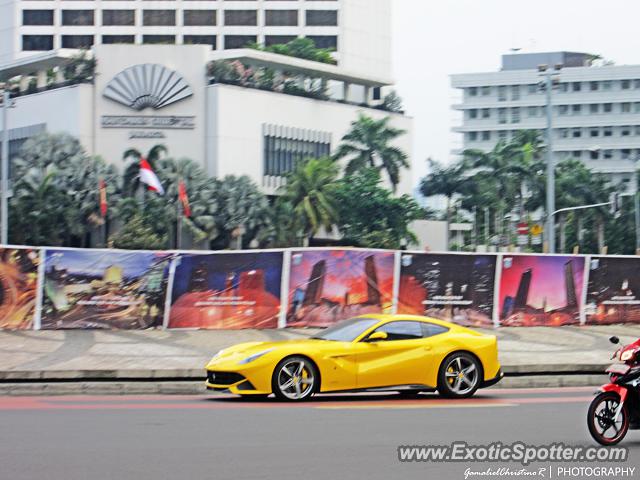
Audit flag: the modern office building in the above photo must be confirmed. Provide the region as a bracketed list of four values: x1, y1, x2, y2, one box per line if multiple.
[451, 51, 640, 188]
[0, 0, 391, 80]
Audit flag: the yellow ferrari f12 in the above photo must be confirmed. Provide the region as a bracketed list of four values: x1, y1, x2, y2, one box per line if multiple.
[205, 314, 502, 401]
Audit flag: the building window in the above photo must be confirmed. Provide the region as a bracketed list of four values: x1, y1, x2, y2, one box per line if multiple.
[306, 35, 337, 49]
[558, 129, 569, 139]
[102, 10, 135, 26]
[603, 103, 613, 113]
[572, 128, 581, 138]
[102, 35, 135, 44]
[527, 84, 538, 94]
[469, 132, 478, 141]
[22, 10, 54, 26]
[498, 108, 507, 124]
[622, 149, 631, 160]
[590, 81, 599, 91]
[498, 131, 508, 141]
[184, 35, 217, 49]
[571, 104, 581, 115]
[603, 150, 613, 159]
[634, 102, 640, 113]
[183, 10, 216, 26]
[22, 35, 53, 51]
[621, 126, 631, 136]
[635, 79, 640, 89]
[590, 150, 600, 160]
[511, 108, 520, 123]
[558, 105, 569, 115]
[264, 131, 331, 177]
[511, 85, 520, 100]
[265, 35, 297, 47]
[572, 151, 582, 160]
[590, 128, 600, 137]
[622, 80, 631, 90]
[481, 86, 491, 96]
[305, 10, 337, 26]
[468, 87, 477, 97]
[469, 109, 478, 119]
[481, 131, 490, 141]
[636, 126, 640, 136]
[143, 35, 176, 44]
[481, 108, 490, 119]
[621, 102, 631, 113]
[61, 35, 94, 49]
[498, 86, 507, 101]
[603, 127, 613, 137]
[143, 10, 176, 26]
[590, 104, 600, 114]
[265, 10, 298, 26]
[224, 35, 257, 49]
[558, 83, 568, 93]
[225, 10, 257, 26]
[602, 81, 612, 91]
[528, 106, 538, 117]
[572, 82, 581, 92]
[62, 10, 94, 26]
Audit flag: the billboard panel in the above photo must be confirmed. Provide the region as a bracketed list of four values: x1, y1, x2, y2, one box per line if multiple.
[498, 255, 585, 326]
[41, 249, 171, 329]
[286, 249, 394, 327]
[168, 252, 283, 329]
[0, 248, 40, 330]
[585, 256, 640, 324]
[397, 253, 496, 327]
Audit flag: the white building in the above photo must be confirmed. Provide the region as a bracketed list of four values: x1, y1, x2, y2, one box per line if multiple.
[0, 44, 412, 197]
[451, 51, 640, 189]
[0, 0, 391, 80]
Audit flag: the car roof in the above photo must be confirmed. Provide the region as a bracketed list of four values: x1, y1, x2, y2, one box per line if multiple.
[354, 313, 468, 331]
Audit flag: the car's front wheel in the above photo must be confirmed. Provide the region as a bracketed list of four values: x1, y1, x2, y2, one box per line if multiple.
[437, 352, 481, 398]
[272, 356, 318, 401]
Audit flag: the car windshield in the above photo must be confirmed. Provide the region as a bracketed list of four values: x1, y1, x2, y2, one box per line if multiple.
[312, 318, 379, 342]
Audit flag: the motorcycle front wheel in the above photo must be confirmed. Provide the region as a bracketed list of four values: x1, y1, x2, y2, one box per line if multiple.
[587, 392, 629, 445]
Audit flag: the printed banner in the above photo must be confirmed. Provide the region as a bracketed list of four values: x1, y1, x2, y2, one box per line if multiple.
[168, 252, 283, 329]
[41, 249, 171, 329]
[499, 255, 585, 326]
[286, 249, 394, 327]
[585, 256, 640, 324]
[0, 248, 40, 329]
[397, 253, 496, 327]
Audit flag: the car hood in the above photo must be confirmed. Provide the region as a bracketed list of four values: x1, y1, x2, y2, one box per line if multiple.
[206, 338, 329, 367]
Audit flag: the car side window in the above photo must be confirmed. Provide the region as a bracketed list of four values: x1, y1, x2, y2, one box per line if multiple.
[370, 321, 423, 341]
[421, 322, 449, 338]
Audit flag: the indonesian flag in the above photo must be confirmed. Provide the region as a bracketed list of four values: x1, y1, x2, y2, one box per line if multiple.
[139, 158, 164, 194]
[179, 180, 191, 218]
[99, 178, 107, 217]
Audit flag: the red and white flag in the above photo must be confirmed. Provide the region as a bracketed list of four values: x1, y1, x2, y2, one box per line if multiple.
[178, 180, 191, 218]
[99, 178, 107, 217]
[139, 158, 164, 195]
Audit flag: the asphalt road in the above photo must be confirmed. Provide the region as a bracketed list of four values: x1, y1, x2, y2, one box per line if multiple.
[1, 387, 639, 480]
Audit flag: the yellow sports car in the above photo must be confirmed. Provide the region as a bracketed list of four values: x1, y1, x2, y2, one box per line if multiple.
[205, 314, 502, 401]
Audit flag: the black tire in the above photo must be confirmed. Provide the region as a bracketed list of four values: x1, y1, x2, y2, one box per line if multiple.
[271, 356, 319, 402]
[587, 392, 629, 446]
[437, 352, 482, 399]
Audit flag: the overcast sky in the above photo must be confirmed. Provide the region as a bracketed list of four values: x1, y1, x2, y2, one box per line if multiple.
[392, 0, 640, 188]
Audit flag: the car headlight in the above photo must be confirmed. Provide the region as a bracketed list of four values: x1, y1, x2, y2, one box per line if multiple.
[621, 350, 635, 361]
[238, 349, 274, 365]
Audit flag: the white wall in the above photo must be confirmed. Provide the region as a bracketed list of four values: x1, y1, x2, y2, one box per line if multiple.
[207, 82, 413, 195]
[0, 1, 17, 65]
[410, 220, 448, 252]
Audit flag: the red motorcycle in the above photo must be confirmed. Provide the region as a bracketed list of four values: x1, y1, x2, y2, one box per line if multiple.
[587, 336, 640, 445]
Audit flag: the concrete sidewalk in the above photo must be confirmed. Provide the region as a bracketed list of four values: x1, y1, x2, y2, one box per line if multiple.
[1, 324, 640, 394]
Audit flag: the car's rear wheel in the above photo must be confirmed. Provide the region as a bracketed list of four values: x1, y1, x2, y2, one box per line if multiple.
[437, 352, 481, 398]
[272, 356, 318, 401]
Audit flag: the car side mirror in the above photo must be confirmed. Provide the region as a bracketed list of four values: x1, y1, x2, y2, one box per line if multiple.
[366, 331, 388, 342]
[610, 336, 620, 345]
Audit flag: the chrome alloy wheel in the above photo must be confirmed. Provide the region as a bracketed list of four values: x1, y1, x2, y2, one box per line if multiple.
[444, 355, 479, 395]
[275, 358, 316, 401]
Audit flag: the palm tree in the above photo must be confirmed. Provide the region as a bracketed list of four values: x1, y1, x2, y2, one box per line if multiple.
[420, 159, 471, 248]
[333, 114, 408, 191]
[122, 144, 167, 196]
[280, 157, 340, 246]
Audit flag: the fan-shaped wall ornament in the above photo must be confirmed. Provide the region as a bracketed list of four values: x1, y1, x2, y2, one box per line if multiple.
[103, 64, 193, 110]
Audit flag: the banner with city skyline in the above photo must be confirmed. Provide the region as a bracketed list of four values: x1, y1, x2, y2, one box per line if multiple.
[40, 249, 171, 329]
[286, 249, 395, 328]
[0, 248, 40, 330]
[168, 251, 284, 329]
[397, 253, 496, 327]
[498, 255, 586, 327]
[585, 256, 640, 324]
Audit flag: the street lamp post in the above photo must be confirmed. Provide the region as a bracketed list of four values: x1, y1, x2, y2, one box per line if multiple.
[539, 64, 561, 253]
[1, 90, 10, 245]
